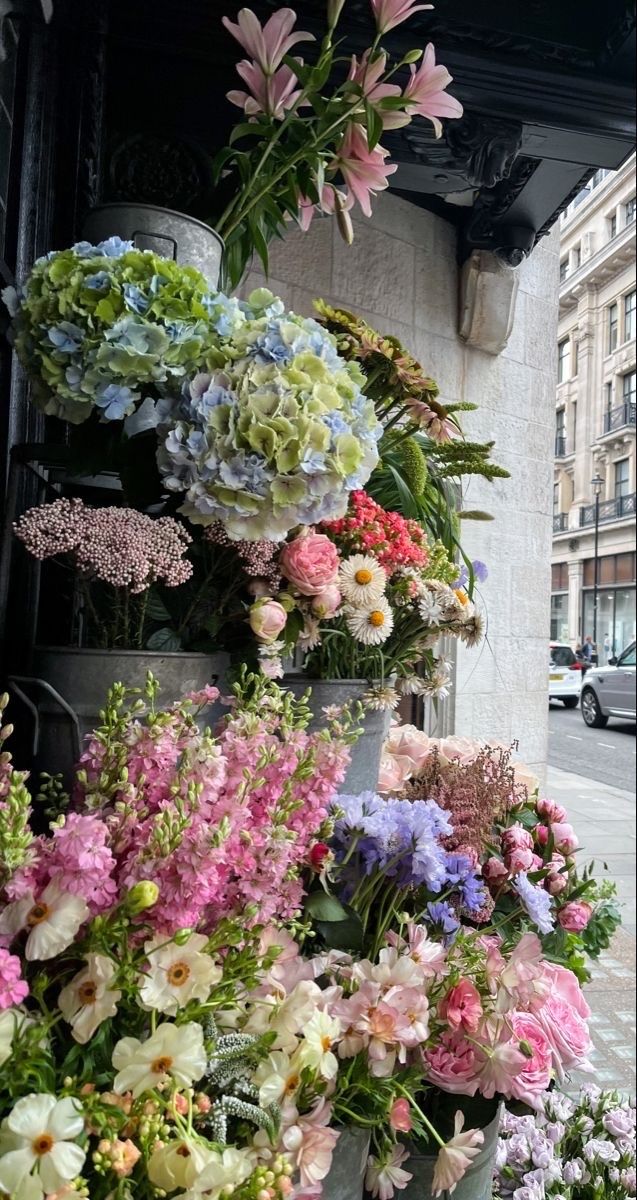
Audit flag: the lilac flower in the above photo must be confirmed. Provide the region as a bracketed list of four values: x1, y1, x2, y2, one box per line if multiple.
[513, 872, 555, 935]
[603, 1108, 636, 1138]
[583, 1139, 621, 1164]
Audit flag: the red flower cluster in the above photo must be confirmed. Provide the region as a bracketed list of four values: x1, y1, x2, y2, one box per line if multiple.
[322, 490, 429, 573]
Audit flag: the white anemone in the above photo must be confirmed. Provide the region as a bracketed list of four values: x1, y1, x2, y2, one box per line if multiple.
[0, 1094, 85, 1196]
[112, 1022, 206, 1099]
[138, 933, 222, 1016]
[58, 953, 121, 1044]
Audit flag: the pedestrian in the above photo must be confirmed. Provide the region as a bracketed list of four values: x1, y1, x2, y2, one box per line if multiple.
[582, 635, 596, 665]
[603, 633, 611, 663]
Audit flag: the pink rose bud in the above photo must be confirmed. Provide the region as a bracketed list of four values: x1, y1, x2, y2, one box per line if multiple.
[482, 857, 509, 885]
[551, 823, 579, 855]
[535, 825, 550, 846]
[547, 870, 569, 896]
[279, 532, 340, 596]
[389, 1098, 413, 1133]
[558, 901, 593, 932]
[502, 824, 534, 853]
[248, 599, 288, 644]
[506, 847, 535, 874]
[312, 584, 342, 618]
[309, 842, 332, 872]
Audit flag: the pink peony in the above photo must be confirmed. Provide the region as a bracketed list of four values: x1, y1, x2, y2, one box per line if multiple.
[536, 796, 568, 823]
[440, 980, 483, 1033]
[535, 824, 550, 846]
[551, 822, 579, 855]
[558, 900, 593, 933]
[280, 533, 340, 596]
[545, 854, 569, 895]
[506, 846, 535, 873]
[389, 1098, 413, 1133]
[508, 1012, 553, 1106]
[482, 857, 509, 886]
[536, 994, 593, 1080]
[502, 824, 534, 854]
[249, 598, 288, 643]
[311, 584, 342, 618]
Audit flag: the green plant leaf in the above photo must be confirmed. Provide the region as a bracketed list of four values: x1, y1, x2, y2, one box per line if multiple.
[365, 102, 384, 151]
[305, 891, 350, 922]
[146, 627, 182, 652]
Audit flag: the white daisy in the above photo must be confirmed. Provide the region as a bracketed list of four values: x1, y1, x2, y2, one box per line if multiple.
[58, 953, 121, 1045]
[339, 555, 387, 605]
[0, 884, 88, 961]
[346, 598, 394, 646]
[138, 933, 222, 1016]
[112, 1022, 206, 1099]
[397, 675, 427, 696]
[298, 1010, 341, 1080]
[418, 587, 445, 626]
[0, 1094, 85, 1196]
[363, 685, 400, 712]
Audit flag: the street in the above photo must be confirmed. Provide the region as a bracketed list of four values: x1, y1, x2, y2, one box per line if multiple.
[548, 701, 636, 791]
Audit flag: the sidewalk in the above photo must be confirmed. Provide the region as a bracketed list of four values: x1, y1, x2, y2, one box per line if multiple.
[547, 766, 636, 1095]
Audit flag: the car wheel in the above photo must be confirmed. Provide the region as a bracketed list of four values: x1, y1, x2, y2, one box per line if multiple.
[581, 688, 608, 728]
[562, 697, 579, 709]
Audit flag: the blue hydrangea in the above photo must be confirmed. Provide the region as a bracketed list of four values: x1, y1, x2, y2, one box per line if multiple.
[46, 322, 85, 353]
[95, 383, 137, 420]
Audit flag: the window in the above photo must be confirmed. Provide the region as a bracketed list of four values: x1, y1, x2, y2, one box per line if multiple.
[558, 339, 570, 382]
[605, 381, 613, 412]
[553, 483, 560, 515]
[550, 643, 576, 667]
[583, 554, 636, 588]
[552, 563, 569, 591]
[619, 644, 636, 667]
[623, 371, 636, 406]
[608, 303, 619, 353]
[572, 340, 579, 376]
[625, 290, 636, 342]
[559, 259, 568, 284]
[556, 409, 566, 438]
[572, 401, 577, 449]
[626, 196, 636, 225]
[572, 246, 581, 270]
[550, 595, 569, 644]
[608, 212, 617, 239]
[615, 459, 630, 499]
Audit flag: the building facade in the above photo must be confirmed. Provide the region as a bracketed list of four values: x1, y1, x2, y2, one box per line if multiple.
[551, 157, 637, 660]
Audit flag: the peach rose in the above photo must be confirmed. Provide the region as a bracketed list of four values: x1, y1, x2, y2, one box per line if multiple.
[280, 532, 340, 596]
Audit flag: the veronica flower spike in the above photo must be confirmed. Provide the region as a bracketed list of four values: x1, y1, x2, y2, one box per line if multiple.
[222, 8, 314, 75]
[370, 0, 434, 35]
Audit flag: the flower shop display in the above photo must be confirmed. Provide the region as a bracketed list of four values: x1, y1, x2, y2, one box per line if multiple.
[211, 2, 464, 286]
[493, 1086, 636, 1199]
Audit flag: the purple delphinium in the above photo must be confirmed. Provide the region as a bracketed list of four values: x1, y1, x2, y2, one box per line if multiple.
[513, 871, 555, 935]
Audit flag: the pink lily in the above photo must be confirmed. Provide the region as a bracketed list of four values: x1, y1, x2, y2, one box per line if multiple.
[228, 59, 303, 119]
[297, 186, 354, 234]
[336, 124, 398, 218]
[222, 7, 314, 75]
[370, 0, 433, 35]
[403, 43, 464, 138]
[348, 51, 411, 131]
[432, 1113, 484, 1197]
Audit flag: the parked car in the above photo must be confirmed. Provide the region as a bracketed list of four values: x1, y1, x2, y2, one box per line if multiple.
[581, 641, 637, 728]
[549, 642, 584, 708]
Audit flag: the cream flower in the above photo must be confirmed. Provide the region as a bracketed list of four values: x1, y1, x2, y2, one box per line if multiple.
[0, 884, 88, 961]
[0, 1094, 85, 1196]
[255, 1049, 303, 1108]
[148, 1138, 217, 1191]
[0, 1008, 32, 1068]
[112, 1022, 206, 1098]
[298, 1010, 341, 1079]
[138, 934, 222, 1015]
[365, 1143, 413, 1197]
[432, 1112, 484, 1196]
[345, 597, 394, 646]
[339, 555, 387, 605]
[175, 1147, 256, 1197]
[58, 954, 121, 1045]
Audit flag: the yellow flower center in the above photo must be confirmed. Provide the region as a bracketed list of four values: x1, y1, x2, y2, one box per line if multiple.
[78, 981, 98, 1006]
[321, 1035, 333, 1052]
[285, 1073, 300, 1095]
[354, 568, 373, 586]
[454, 589, 469, 606]
[369, 610, 386, 628]
[32, 1134, 53, 1156]
[151, 1055, 173, 1075]
[167, 961, 191, 988]
[26, 903, 50, 927]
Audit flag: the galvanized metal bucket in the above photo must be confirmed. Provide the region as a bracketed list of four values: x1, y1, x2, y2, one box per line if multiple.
[397, 1106, 502, 1200]
[82, 203, 224, 285]
[10, 647, 229, 783]
[323, 1129, 370, 1200]
[282, 677, 392, 794]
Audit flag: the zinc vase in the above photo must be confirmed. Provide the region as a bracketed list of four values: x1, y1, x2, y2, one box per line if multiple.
[10, 647, 229, 785]
[82, 203, 224, 285]
[283, 676, 392, 794]
[323, 1129, 370, 1200]
[395, 1106, 502, 1200]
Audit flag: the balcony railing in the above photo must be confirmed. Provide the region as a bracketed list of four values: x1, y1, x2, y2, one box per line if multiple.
[579, 492, 636, 527]
[555, 436, 567, 457]
[553, 513, 568, 533]
[603, 402, 636, 434]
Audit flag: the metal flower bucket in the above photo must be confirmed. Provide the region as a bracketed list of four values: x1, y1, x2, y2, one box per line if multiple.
[82, 203, 224, 285]
[282, 676, 392, 794]
[397, 1106, 502, 1200]
[323, 1129, 370, 1200]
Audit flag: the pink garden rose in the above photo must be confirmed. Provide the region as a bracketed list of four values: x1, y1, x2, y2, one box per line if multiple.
[383, 724, 434, 777]
[536, 994, 593, 1079]
[508, 1012, 553, 1106]
[440, 980, 483, 1033]
[551, 823, 579, 855]
[311, 584, 342, 619]
[541, 963, 591, 1021]
[378, 752, 410, 794]
[280, 533, 340, 596]
[425, 1031, 479, 1095]
[558, 901, 593, 933]
[249, 598, 288, 643]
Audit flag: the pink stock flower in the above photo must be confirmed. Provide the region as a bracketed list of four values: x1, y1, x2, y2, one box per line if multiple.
[389, 1098, 413, 1133]
[280, 532, 340, 596]
[0, 948, 29, 1008]
[558, 900, 593, 933]
[228, 60, 304, 119]
[440, 980, 483, 1033]
[336, 124, 398, 218]
[222, 7, 314, 74]
[370, 0, 433, 35]
[432, 1112, 484, 1197]
[508, 1013, 553, 1107]
[365, 1143, 413, 1199]
[402, 43, 464, 138]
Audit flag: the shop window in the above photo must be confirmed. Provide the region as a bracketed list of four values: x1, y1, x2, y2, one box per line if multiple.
[615, 458, 630, 499]
[550, 594, 569, 643]
[551, 562, 569, 591]
[607, 303, 619, 353]
[558, 339, 570, 382]
[617, 553, 636, 583]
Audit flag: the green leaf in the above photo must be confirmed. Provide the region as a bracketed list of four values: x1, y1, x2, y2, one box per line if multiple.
[248, 213, 270, 276]
[229, 121, 269, 146]
[145, 592, 173, 623]
[146, 627, 182, 652]
[305, 891, 350, 922]
[365, 102, 384, 151]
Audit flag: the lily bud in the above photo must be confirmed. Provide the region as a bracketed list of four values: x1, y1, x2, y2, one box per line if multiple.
[173, 927, 194, 945]
[334, 190, 355, 246]
[327, 0, 347, 26]
[403, 48, 424, 63]
[126, 880, 159, 914]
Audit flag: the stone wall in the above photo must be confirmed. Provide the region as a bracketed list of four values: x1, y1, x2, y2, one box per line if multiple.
[241, 194, 560, 773]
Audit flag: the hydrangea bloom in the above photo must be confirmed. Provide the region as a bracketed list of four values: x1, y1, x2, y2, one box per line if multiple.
[157, 290, 381, 540]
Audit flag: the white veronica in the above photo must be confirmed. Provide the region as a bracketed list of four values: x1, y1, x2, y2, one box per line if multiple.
[0, 1094, 85, 1196]
[0, 883, 88, 961]
[112, 1022, 206, 1098]
[138, 933, 222, 1015]
[58, 953, 121, 1044]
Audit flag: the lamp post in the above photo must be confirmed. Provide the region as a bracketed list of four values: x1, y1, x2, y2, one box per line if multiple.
[591, 471, 604, 664]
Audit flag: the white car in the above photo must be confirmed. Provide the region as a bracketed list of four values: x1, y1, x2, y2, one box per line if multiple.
[549, 642, 584, 708]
